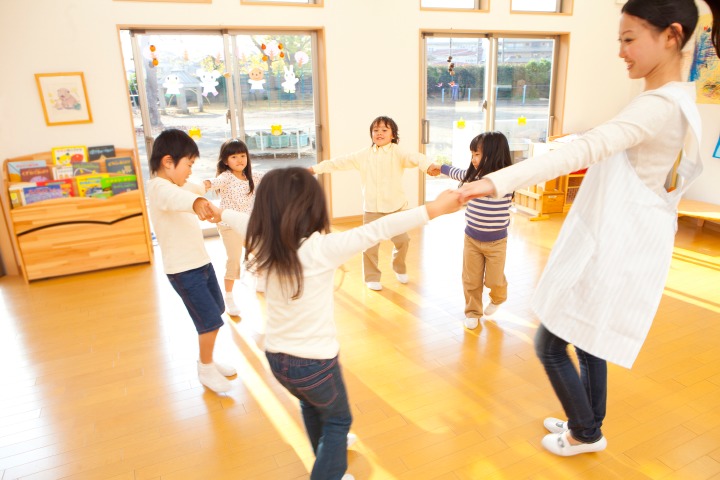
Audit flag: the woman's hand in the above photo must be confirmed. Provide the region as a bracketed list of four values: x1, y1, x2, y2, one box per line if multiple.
[458, 178, 497, 202]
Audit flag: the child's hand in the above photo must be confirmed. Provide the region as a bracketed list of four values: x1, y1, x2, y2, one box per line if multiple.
[426, 164, 441, 176]
[203, 179, 212, 192]
[307, 166, 315, 174]
[458, 178, 496, 202]
[193, 197, 218, 222]
[206, 202, 223, 223]
[426, 189, 463, 219]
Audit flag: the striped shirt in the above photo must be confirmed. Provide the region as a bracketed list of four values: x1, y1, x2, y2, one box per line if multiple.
[441, 164, 512, 242]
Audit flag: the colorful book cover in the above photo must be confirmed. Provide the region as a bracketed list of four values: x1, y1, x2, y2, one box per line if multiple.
[105, 157, 135, 175]
[37, 178, 76, 197]
[52, 165, 74, 180]
[72, 161, 102, 176]
[22, 184, 65, 205]
[88, 145, 116, 161]
[8, 183, 35, 208]
[74, 174, 108, 197]
[51, 146, 88, 166]
[101, 175, 138, 193]
[7, 160, 47, 182]
[110, 180, 139, 195]
[20, 166, 52, 183]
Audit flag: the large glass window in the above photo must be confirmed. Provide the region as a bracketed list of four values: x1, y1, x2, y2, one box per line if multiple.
[422, 34, 557, 201]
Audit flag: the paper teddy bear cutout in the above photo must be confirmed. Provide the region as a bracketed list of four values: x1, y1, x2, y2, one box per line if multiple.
[196, 69, 221, 97]
[248, 68, 266, 91]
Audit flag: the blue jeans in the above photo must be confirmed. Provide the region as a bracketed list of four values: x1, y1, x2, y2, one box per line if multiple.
[167, 263, 225, 334]
[534, 324, 607, 443]
[266, 352, 352, 480]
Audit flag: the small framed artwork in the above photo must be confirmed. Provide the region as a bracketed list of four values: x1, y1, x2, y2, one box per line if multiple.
[35, 72, 93, 126]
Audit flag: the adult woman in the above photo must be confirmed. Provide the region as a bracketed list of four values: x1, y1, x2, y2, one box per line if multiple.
[460, 0, 719, 456]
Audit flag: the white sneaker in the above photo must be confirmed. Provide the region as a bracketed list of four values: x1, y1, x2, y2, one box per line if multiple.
[544, 417, 568, 434]
[366, 281, 382, 291]
[214, 361, 237, 377]
[463, 317, 480, 329]
[541, 431, 607, 456]
[347, 432, 358, 448]
[197, 361, 232, 393]
[395, 272, 409, 284]
[225, 294, 240, 316]
[483, 302, 501, 316]
[341, 475, 355, 480]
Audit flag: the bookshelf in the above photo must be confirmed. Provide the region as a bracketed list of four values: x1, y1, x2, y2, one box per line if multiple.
[1, 148, 154, 282]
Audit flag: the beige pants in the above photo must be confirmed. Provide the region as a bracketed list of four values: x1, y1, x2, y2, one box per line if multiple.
[462, 235, 508, 318]
[217, 223, 244, 280]
[362, 210, 409, 283]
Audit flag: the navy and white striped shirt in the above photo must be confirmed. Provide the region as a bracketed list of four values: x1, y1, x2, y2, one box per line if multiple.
[441, 164, 512, 242]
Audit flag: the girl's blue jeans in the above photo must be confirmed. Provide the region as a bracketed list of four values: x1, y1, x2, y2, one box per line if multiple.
[265, 352, 352, 480]
[534, 324, 607, 443]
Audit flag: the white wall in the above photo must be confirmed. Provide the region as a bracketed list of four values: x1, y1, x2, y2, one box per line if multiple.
[0, 0, 717, 221]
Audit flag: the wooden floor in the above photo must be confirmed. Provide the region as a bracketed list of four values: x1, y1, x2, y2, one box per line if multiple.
[1, 210, 720, 480]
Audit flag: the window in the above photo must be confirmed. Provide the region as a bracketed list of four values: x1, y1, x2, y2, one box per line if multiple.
[241, 0, 320, 4]
[421, 0, 487, 11]
[510, 0, 572, 14]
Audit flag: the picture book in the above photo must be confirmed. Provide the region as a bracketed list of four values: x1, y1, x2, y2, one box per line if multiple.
[88, 145, 116, 160]
[105, 157, 135, 175]
[22, 184, 65, 205]
[75, 174, 108, 197]
[111, 181, 139, 195]
[52, 165, 74, 180]
[37, 178, 76, 197]
[101, 175, 138, 193]
[72, 161, 102, 176]
[51, 145, 88, 166]
[8, 183, 35, 208]
[20, 166, 52, 183]
[7, 160, 47, 182]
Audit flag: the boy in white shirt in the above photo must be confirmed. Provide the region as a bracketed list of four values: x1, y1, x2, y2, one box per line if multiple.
[147, 129, 238, 394]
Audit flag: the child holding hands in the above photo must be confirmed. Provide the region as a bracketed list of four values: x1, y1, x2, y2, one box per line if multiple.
[215, 167, 462, 480]
[147, 129, 236, 394]
[204, 138, 263, 315]
[436, 131, 513, 330]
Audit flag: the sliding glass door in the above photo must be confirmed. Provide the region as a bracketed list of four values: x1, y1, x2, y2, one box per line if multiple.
[120, 29, 320, 192]
[422, 33, 557, 201]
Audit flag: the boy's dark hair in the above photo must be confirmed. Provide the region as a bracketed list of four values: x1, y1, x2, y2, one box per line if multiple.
[216, 138, 255, 194]
[149, 129, 200, 174]
[461, 131, 513, 185]
[369, 116, 400, 145]
[245, 167, 330, 300]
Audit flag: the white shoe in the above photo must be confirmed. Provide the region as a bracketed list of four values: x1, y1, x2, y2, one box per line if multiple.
[463, 317, 479, 329]
[366, 281, 382, 291]
[395, 272, 409, 284]
[541, 431, 607, 456]
[225, 294, 240, 316]
[213, 361, 237, 377]
[347, 432, 358, 448]
[483, 302, 501, 316]
[197, 361, 232, 393]
[544, 417, 568, 434]
[341, 475, 355, 480]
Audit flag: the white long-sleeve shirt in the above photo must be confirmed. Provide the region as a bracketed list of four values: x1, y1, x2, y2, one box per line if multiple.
[147, 177, 210, 275]
[487, 82, 690, 198]
[221, 206, 430, 359]
[312, 143, 432, 213]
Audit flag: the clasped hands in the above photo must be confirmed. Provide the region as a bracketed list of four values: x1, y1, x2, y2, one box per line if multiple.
[193, 198, 224, 223]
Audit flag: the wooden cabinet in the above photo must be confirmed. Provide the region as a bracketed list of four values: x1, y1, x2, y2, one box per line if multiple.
[1, 149, 153, 282]
[513, 140, 586, 218]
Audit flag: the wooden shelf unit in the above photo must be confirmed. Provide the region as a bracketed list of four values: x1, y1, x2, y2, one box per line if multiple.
[1, 148, 154, 282]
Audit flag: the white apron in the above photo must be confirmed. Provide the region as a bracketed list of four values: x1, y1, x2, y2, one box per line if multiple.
[532, 86, 702, 368]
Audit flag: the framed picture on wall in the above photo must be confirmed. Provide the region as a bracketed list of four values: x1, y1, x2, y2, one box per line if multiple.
[35, 72, 93, 126]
